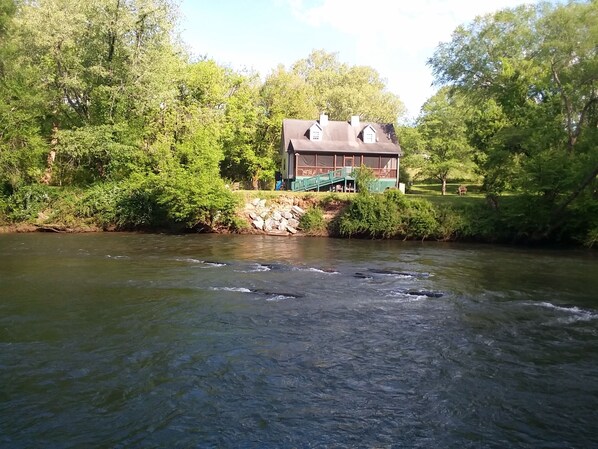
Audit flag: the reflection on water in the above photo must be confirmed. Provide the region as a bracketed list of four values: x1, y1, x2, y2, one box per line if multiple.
[1, 233, 597, 448]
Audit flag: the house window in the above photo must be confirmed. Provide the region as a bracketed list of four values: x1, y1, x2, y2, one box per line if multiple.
[309, 123, 323, 141]
[298, 154, 316, 167]
[363, 125, 376, 143]
[363, 130, 375, 143]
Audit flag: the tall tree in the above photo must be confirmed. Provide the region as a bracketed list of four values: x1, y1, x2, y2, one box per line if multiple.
[416, 88, 475, 195]
[0, 0, 48, 191]
[6, 0, 184, 184]
[428, 0, 598, 238]
[291, 50, 405, 122]
[256, 65, 318, 180]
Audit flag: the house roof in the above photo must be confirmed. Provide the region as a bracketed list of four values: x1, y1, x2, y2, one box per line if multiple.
[282, 118, 402, 156]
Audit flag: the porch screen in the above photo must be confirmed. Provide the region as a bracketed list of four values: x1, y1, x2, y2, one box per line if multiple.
[381, 157, 397, 169]
[363, 156, 380, 169]
[297, 154, 316, 167]
[317, 155, 334, 168]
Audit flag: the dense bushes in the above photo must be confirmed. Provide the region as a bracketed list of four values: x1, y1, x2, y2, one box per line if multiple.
[336, 190, 445, 239]
[332, 190, 497, 241]
[337, 192, 402, 238]
[1, 171, 241, 232]
[299, 206, 327, 235]
[0, 184, 58, 223]
[2, 184, 596, 246]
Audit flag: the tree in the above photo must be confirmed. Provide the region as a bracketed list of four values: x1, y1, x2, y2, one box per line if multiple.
[396, 124, 426, 185]
[291, 50, 405, 122]
[428, 1, 597, 239]
[0, 0, 15, 40]
[257, 65, 318, 178]
[416, 88, 475, 195]
[4, 0, 183, 184]
[0, 0, 48, 192]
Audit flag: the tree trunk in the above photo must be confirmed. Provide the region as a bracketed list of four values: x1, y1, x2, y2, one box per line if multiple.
[41, 124, 59, 185]
[441, 178, 447, 196]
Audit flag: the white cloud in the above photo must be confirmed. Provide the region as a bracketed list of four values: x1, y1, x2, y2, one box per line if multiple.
[287, 0, 540, 117]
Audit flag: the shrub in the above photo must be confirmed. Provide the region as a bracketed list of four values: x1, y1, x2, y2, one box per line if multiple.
[337, 193, 401, 238]
[77, 183, 121, 227]
[401, 198, 438, 240]
[434, 205, 465, 240]
[0, 184, 57, 222]
[353, 165, 376, 194]
[152, 169, 239, 231]
[299, 206, 327, 235]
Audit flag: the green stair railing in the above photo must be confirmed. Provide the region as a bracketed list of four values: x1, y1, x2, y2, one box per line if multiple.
[291, 167, 354, 192]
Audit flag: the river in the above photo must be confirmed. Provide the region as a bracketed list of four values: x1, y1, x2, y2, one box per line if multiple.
[1, 233, 597, 448]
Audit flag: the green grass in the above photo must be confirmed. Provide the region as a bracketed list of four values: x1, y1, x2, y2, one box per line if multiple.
[408, 182, 483, 196]
[408, 183, 486, 207]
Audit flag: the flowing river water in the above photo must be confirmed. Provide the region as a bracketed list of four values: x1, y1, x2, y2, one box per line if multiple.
[1, 233, 597, 448]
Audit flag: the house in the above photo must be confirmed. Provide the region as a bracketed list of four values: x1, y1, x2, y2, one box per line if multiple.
[280, 114, 402, 192]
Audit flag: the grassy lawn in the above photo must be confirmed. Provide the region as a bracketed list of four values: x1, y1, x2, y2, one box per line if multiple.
[407, 183, 486, 207]
[234, 184, 485, 203]
[233, 183, 490, 208]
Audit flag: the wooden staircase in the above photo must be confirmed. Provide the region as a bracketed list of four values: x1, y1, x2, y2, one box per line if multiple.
[291, 168, 354, 192]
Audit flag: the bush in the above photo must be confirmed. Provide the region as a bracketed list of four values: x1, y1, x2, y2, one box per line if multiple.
[337, 193, 401, 238]
[336, 191, 444, 240]
[401, 198, 438, 240]
[0, 184, 57, 222]
[435, 205, 465, 240]
[353, 165, 376, 194]
[152, 170, 239, 231]
[299, 206, 327, 235]
[77, 183, 121, 227]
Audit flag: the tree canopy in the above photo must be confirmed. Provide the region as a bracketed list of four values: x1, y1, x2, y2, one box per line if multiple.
[426, 0, 597, 240]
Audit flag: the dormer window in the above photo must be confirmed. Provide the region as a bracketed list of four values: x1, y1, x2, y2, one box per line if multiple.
[362, 125, 376, 144]
[309, 123, 323, 141]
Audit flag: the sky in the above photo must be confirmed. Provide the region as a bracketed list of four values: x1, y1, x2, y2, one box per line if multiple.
[178, 0, 545, 120]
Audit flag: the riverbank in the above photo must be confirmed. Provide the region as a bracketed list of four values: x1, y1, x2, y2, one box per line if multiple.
[0, 186, 595, 247]
[0, 194, 346, 238]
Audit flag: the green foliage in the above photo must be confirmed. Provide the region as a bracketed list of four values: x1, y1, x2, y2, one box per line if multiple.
[153, 169, 239, 230]
[0, 184, 57, 222]
[338, 193, 400, 238]
[292, 50, 405, 122]
[353, 165, 376, 194]
[415, 88, 476, 194]
[400, 198, 439, 240]
[54, 125, 143, 185]
[336, 190, 470, 240]
[75, 171, 240, 231]
[585, 227, 598, 249]
[428, 1, 598, 238]
[299, 206, 327, 234]
[77, 183, 121, 227]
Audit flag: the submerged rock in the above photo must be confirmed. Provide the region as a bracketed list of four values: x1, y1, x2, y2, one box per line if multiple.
[368, 268, 431, 278]
[252, 288, 305, 299]
[406, 290, 444, 298]
[353, 272, 374, 279]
